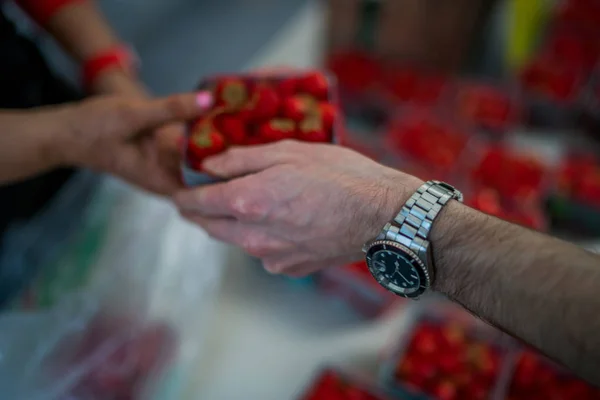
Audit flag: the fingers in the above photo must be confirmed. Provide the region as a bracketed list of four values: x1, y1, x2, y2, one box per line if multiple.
[131, 91, 213, 129]
[202, 140, 297, 178]
[180, 213, 291, 257]
[175, 182, 237, 218]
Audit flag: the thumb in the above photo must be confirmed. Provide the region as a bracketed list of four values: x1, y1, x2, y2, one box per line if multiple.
[202, 141, 293, 178]
[132, 91, 213, 129]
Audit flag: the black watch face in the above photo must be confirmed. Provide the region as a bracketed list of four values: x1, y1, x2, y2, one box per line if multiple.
[365, 241, 429, 298]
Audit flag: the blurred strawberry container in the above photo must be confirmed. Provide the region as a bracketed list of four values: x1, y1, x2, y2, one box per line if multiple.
[547, 151, 600, 235]
[299, 368, 397, 400]
[450, 81, 522, 137]
[315, 261, 404, 320]
[383, 108, 478, 182]
[464, 185, 548, 232]
[379, 65, 452, 112]
[181, 70, 343, 186]
[505, 349, 600, 400]
[380, 301, 515, 400]
[519, 52, 586, 129]
[464, 142, 553, 205]
[327, 50, 383, 110]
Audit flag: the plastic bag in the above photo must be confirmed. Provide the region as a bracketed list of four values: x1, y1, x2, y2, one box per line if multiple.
[0, 179, 224, 400]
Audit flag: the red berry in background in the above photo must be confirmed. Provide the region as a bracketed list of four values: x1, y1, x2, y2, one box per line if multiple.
[383, 67, 417, 102]
[215, 114, 247, 145]
[297, 71, 330, 100]
[413, 74, 447, 106]
[256, 118, 296, 143]
[187, 130, 226, 163]
[520, 56, 582, 102]
[468, 188, 503, 217]
[432, 380, 459, 400]
[327, 51, 381, 94]
[245, 84, 281, 121]
[411, 324, 439, 356]
[215, 77, 249, 109]
[577, 169, 600, 206]
[298, 117, 329, 143]
[459, 85, 512, 130]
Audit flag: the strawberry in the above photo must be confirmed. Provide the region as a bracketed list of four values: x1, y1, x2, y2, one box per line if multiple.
[278, 77, 298, 98]
[215, 114, 246, 145]
[215, 78, 249, 110]
[298, 117, 329, 143]
[298, 72, 329, 100]
[256, 118, 296, 143]
[431, 380, 459, 400]
[187, 131, 226, 164]
[282, 95, 317, 122]
[319, 103, 338, 131]
[245, 84, 281, 121]
[327, 51, 381, 94]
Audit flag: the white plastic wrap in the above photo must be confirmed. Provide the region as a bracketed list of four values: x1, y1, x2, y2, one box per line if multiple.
[0, 180, 224, 400]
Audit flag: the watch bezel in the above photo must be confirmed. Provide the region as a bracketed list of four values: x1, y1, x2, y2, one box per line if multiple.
[365, 240, 431, 298]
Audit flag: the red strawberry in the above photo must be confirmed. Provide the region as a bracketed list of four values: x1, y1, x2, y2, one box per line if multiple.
[245, 84, 281, 121]
[282, 95, 317, 122]
[319, 103, 338, 131]
[215, 78, 249, 109]
[298, 117, 329, 142]
[278, 77, 298, 98]
[431, 380, 459, 400]
[469, 188, 502, 217]
[256, 118, 296, 143]
[298, 72, 329, 100]
[215, 114, 246, 145]
[187, 131, 226, 163]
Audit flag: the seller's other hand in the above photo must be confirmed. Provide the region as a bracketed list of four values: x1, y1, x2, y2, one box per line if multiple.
[174, 141, 423, 276]
[57, 92, 211, 195]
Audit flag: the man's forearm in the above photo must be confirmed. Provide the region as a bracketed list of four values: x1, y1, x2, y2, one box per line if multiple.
[0, 107, 71, 183]
[430, 201, 600, 384]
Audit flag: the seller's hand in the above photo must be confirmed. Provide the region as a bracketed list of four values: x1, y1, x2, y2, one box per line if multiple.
[57, 91, 212, 195]
[174, 141, 423, 276]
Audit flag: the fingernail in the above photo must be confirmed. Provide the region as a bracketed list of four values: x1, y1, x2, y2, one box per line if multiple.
[196, 91, 213, 109]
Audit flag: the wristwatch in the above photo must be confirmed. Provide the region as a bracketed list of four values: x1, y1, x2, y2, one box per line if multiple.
[363, 180, 463, 299]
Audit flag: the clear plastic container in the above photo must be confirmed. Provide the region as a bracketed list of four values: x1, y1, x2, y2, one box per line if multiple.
[379, 301, 517, 400]
[182, 70, 343, 186]
[448, 80, 523, 137]
[299, 368, 396, 400]
[383, 107, 480, 183]
[505, 349, 600, 400]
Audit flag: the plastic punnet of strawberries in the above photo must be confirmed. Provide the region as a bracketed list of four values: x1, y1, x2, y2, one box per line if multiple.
[455, 83, 518, 133]
[558, 154, 600, 208]
[507, 350, 600, 400]
[184, 71, 339, 172]
[301, 369, 390, 400]
[394, 321, 502, 400]
[388, 112, 469, 172]
[470, 146, 548, 202]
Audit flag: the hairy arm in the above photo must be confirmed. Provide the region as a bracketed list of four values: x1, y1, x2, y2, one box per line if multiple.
[172, 141, 600, 384]
[429, 200, 600, 384]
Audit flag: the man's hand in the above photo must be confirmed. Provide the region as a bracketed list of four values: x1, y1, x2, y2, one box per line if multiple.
[174, 141, 422, 276]
[56, 92, 211, 195]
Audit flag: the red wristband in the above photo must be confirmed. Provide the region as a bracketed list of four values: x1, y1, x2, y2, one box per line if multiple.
[15, 0, 84, 26]
[82, 45, 138, 91]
